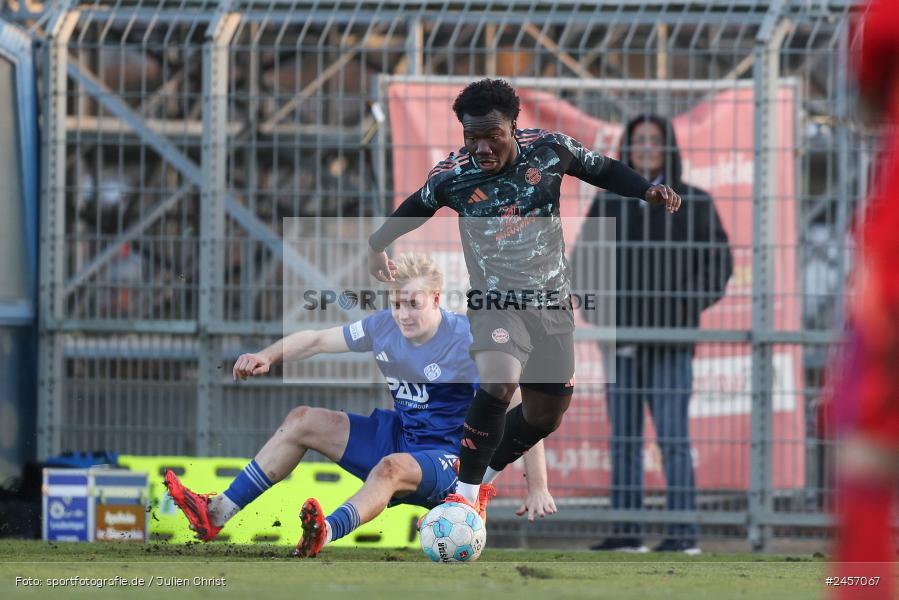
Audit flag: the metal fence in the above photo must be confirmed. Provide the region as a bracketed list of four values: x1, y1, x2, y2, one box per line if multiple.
[13, 0, 872, 549]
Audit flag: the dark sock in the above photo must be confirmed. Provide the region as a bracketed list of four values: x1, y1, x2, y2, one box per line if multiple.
[488, 404, 553, 471]
[457, 388, 509, 484]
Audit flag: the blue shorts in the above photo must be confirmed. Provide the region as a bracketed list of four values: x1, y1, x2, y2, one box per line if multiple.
[337, 408, 459, 509]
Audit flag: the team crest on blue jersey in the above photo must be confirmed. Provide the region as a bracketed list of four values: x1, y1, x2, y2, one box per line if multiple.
[424, 362, 442, 381]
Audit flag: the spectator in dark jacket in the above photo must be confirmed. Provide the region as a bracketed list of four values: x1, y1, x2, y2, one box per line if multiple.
[574, 114, 733, 554]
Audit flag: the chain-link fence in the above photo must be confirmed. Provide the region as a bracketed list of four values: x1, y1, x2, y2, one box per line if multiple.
[11, 0, 871, 549]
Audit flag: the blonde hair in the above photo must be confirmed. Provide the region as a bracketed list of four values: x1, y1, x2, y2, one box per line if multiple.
[391, 252, 444, 292]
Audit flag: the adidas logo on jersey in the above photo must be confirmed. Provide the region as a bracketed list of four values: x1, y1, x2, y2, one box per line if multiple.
[437, 455, 456, 471]
[467, 187, 488, 204]
[376, 351, 390, 362]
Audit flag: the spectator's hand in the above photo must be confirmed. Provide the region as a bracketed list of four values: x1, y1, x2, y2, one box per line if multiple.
[368, 249, 396, 282]
[515, 487, 558, 521]
[645, 184, 681, 213]
[232, 353, 271, 381]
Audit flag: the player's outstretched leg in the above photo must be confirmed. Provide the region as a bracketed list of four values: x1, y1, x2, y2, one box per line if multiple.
[225, 407, 348, 521]
[168, 407, 349, 540]
[294, 453, 423, 558]
[163, 470, 223, 542]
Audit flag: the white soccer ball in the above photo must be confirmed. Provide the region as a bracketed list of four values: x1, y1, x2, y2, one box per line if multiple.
[418, 501, 486, 563]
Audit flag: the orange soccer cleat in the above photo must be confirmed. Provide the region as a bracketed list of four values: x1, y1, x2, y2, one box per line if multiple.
[163, 470, 222, 542]
[477, 483, 497, 523]
[293, 498, 328, 558]
[442, 483, 496, 524]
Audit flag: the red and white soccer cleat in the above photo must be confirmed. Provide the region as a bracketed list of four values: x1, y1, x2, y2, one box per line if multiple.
[293, 497, 327, 558]
[163, 470, 222, 542]
[442, 488, 491, 524]
[441, 492, 478, 510]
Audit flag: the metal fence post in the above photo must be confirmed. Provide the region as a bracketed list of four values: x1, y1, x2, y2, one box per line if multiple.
[36, 4, 78, 459]
[406, 17, 423, 76]
[749, 0, 789, 552]
[199, 6, 240, 456]
[833, 22, 852, 335]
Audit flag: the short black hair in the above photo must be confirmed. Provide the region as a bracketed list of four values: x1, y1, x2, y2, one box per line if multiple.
[452, 78, 521, 123]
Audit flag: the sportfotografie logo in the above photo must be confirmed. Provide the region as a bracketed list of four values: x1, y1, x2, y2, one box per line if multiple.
[467, 289, 596, 310]
[300, 288, 598, 312]
[302, 289, 390, 311]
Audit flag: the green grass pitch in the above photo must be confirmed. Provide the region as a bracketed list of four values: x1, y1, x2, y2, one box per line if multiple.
[0, 540, 828, 599]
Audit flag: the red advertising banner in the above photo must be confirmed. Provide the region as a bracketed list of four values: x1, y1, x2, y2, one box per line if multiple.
[386, 81, 802, 495]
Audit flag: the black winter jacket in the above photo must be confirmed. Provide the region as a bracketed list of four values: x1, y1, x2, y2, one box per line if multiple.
[572, 115, 733, 329]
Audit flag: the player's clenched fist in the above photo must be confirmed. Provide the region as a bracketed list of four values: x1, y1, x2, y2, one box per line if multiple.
[645, 183, 681, 213]
[232, 353, 271, 381]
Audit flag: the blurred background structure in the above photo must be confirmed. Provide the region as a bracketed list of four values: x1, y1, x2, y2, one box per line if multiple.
[0, 0, 873, 550]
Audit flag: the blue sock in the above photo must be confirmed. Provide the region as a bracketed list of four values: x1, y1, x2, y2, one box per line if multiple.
[222, 460, 273, 509]
[325, 502, 360, 542]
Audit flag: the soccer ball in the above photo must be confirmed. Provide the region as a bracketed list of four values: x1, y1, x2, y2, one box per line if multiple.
[418, 501, 486, 563]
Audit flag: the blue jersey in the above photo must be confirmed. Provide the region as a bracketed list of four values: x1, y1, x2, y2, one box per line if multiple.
[342, 309, 478, 451]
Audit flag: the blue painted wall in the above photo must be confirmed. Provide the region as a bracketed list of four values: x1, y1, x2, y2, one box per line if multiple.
[0, 20, 39, 486]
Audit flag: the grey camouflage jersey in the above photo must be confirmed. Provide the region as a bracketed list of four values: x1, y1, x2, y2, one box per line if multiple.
[416, 128, 612, 306]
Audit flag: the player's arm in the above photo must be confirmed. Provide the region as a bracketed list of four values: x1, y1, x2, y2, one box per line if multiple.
[508, 391, 557, 521]
[368, 190, 438, 282]
[232, 326, 349, 381]
[553, 133, 681, 213]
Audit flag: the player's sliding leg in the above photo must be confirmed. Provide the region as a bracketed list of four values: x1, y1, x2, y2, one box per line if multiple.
[294, 453, 423, 557]
[452, 350, 521, 506]
[484, 388, 570, 481]
[210, 407, 350, 525]
[165, 406, 349, 541]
